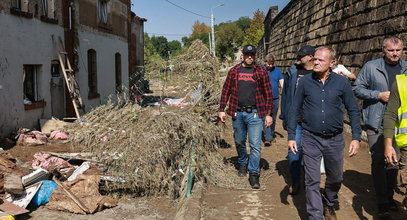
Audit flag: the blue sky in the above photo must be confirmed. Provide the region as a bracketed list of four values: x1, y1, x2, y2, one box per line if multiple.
[131, 0, 290, 41]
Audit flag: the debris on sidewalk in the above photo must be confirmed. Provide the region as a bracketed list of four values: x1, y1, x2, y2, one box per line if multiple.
[46, 175, 117, 214]
[40, 119, 70, 135]
[22, 168, 49, 187]
[3, 174, 24, 196]
[0, 201, 29, 216]
[17, 131, 48, 146]
[30, 152, 72, 170]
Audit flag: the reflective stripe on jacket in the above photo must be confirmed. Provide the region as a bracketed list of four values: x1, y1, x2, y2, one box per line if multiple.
[395, 74, 407, 148]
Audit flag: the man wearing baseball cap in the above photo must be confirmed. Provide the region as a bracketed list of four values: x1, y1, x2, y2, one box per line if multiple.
[280, 45, 315, 195]
[219, 44, 273, 189]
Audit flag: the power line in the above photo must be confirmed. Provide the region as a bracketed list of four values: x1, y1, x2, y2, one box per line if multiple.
[147, 32, 190, 37]
[164, 0, 210, 19]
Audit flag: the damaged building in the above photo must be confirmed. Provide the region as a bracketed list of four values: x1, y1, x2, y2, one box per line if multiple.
[0, 0, 146, 136]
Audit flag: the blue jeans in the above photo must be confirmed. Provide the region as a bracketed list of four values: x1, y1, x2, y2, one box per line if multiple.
[288, 124, 302, 183]
[263, 98, 280, 141]
[232, 109, 263, 174]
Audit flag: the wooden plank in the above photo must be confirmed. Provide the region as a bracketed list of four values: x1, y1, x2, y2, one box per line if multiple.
[0, 201, 29, 216]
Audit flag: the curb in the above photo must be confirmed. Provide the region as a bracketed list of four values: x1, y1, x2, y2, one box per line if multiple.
[173, 181, 204, 220]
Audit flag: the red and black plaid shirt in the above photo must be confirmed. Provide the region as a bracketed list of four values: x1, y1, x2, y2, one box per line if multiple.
[219, 63, 273, 118]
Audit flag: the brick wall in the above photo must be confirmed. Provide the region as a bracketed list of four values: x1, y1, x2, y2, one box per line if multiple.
[259, 0, 407, 75]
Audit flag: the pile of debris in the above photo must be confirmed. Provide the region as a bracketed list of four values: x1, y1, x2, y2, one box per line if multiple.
[145, 39, 221, 118]
[0, 150, 117, 218]
[64, 102, 240, 197]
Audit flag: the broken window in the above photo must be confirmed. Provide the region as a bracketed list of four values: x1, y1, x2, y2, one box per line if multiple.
[115, 53, 122, 92]
[87, 49, 98, 96]
[98, 0, 110, 25]
[23, 65, 42, 103]
[41, 0, 55, 18]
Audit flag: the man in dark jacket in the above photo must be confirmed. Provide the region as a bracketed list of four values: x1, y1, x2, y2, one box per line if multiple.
[354, 36, 407, 217]
[219, 44, 273, 189]
[280, 45, 315, 194]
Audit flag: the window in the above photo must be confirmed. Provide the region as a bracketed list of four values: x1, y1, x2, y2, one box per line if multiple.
[12, 0, 21, 10]
[87, 49, 98, 97]
[41, 0, 55, 18]
[98, 0, 110, 25]
[13, 0, 29, 11]
[115, 53, 122, 92]
[51, 60, 60, 77]
[11, 0, 32, 18]
[23, 65, 42, 103]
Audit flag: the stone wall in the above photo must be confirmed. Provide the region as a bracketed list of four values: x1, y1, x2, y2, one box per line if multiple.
[259, 0, 407, 75]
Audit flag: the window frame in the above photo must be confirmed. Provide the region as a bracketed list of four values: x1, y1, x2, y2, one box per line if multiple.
[87, 49, 99, 98]
[115, 53, 122, 92]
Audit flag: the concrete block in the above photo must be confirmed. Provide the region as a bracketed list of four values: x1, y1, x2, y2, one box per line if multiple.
[4, 174, 23, 195]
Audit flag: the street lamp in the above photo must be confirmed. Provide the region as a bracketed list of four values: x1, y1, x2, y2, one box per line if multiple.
[211, 3, 224, 57]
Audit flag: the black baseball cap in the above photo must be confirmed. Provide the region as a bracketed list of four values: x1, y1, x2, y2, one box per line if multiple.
[296, 45, 315, 56]
[243, 44, 257, 54]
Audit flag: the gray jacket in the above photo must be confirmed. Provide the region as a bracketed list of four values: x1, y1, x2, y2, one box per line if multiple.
[353, 58, 407, 130]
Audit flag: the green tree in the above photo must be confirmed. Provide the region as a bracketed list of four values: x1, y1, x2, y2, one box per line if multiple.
[168, 40, 182, 58]
[151, 36, 170, 59]
[216, 22, 244, 59]
[242, 10, 265, 46]
[235, 16, 251, 31]
[144, 33, 162, 64]
[182, 36, 192, 47]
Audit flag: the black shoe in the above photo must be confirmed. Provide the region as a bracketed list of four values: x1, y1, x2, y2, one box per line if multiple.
[378, 203, 391, 219]
[289, 182, 300, 195]
[238, 165, 247, 177]
[264, 140, 272, 147]
[323, 205, 337, 220]
[249, 173, 260, 189]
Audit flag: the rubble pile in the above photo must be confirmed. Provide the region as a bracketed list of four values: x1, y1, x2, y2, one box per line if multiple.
[64, 102, 240, 197]
[0, 150, 117, 217]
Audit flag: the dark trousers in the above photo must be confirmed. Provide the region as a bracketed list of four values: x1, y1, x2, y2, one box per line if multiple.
[263, 98, 280, 141]
[366, 128, 398, 206]
[302, 129, 344, 220]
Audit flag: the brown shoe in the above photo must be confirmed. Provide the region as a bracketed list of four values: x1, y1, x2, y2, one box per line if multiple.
[323, 205, 337, 220]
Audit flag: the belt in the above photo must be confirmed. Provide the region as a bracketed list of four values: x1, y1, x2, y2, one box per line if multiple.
[309, 129, 343, 138]
[237, 105, 257, 113]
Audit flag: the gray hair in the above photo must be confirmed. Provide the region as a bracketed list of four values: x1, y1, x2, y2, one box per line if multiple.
[382, 36, 403, 48]
[315, 46, 337, 61]
[265, 54, 275, 62]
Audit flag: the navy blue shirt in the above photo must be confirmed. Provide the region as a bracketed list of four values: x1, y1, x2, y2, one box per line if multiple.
[268, 66, 283, 99]
[287, 72, 361, 140]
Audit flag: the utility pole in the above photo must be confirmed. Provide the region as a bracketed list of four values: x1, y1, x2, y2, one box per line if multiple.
[208, 32, 212, 55]
[211, 3, 224, 57]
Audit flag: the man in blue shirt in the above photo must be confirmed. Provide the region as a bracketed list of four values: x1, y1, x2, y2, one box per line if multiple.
[263, 53, 284, 146]
[287, 46, 361, 220]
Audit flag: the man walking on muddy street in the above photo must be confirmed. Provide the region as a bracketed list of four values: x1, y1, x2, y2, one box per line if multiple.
[280, 45, 315, 195]
[288, 46, 361, 220]
[219, 44, 273, 189]
[263, 53, 284, 147]
[354, 36, 407, 217]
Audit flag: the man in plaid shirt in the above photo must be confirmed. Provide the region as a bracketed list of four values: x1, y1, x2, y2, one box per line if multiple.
[219, 44, 273, 189]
